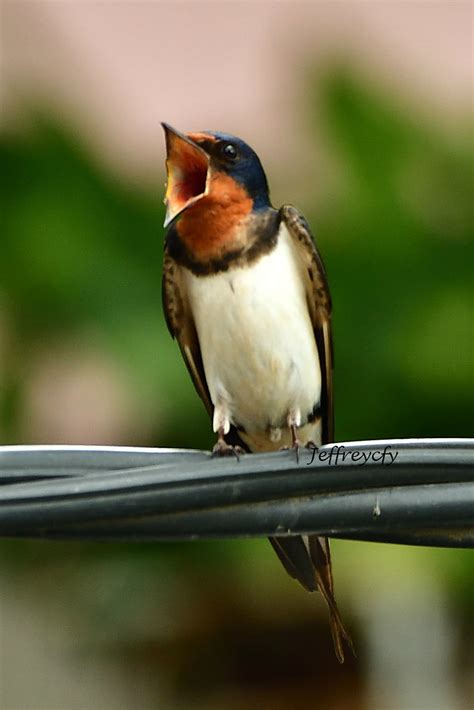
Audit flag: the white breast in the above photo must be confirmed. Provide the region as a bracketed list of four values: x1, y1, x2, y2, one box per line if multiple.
[184, 223, 321, 443]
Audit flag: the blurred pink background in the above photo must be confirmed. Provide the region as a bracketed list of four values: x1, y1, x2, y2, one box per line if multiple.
[3, 1, 471, 196]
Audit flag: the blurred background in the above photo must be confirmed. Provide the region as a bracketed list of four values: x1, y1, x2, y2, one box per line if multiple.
[1, 2, 473, 709]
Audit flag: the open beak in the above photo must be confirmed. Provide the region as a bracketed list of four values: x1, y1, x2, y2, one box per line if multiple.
[162, 123, 210, 228]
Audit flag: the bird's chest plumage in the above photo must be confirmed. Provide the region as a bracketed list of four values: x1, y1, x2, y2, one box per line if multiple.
[184, 224, 321, 440]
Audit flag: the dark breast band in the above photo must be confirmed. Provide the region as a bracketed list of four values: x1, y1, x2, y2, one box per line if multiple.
[165, 208, 281, 276]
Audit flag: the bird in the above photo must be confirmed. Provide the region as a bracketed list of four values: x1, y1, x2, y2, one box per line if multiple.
[161, 123, 354, 662]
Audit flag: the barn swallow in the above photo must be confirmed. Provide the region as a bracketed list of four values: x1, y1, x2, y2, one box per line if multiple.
[161, 123, 353, 662]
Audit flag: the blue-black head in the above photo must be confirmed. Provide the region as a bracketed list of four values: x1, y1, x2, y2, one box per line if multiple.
[198, 131, 271, 211]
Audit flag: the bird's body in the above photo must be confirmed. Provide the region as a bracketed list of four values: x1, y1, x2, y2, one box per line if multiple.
[182, 219, 322, 450]
[161, 124, 353, 662]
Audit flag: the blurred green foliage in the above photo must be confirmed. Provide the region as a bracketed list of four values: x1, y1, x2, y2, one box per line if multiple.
[0, 111, 209, 447]
[1, 71, 472, 450]
[317, 71, 473, 440]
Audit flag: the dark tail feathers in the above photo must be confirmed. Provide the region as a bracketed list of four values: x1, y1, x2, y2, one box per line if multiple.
[269, 535, 354, 663]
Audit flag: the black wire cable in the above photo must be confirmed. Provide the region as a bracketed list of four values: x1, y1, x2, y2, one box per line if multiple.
[0, 439, 472, 547]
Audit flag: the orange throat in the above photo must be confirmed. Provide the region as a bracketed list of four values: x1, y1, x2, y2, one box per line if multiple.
[176, 172, 253, 261]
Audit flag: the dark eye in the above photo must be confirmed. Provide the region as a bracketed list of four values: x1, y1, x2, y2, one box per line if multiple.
[222, 143, 238, 161]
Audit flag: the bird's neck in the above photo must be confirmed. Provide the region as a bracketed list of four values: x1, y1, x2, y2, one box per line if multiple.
[177, 211, 252, 261]
[176, 168, 266, 261]
[176, 203, 252, 263]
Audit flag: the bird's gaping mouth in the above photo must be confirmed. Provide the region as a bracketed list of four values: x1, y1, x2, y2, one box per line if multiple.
[162, 123, 210, 227]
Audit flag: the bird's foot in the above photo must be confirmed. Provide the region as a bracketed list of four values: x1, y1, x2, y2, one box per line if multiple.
[293, 440, 301, 464]
[280, 438, 302, 463]
[306, 441, 319, 451]
[290, 422, 302, 463]
[212, 438, 244, 461]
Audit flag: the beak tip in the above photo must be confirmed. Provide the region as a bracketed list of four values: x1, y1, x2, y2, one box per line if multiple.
[161, 122, 177, 137]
